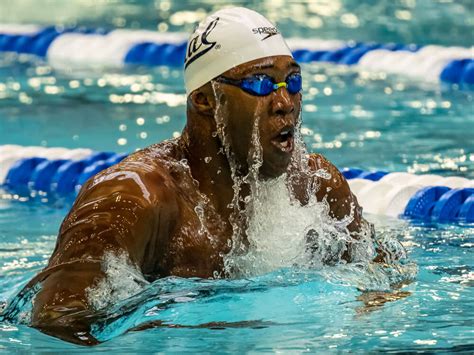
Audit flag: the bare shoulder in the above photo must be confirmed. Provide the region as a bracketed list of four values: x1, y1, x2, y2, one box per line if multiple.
[307, 153, 348, 195]
[51, 141, 182, 268]
[307, 153, 363, 232]
[75, 142, 181, 208]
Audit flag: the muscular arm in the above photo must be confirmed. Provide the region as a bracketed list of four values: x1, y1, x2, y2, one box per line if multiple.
[309, 154, 407, 265]
[30, 158, 176, 345]
[306, 154, 378, 263]
[308, 154, 365, 234]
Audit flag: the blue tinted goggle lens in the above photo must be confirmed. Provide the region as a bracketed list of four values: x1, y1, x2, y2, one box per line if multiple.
[286, 73, 302, 94]
[240, 73, 302, 96]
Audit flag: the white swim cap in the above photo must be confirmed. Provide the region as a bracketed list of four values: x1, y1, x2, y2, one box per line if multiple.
[184, 7, 293, 95]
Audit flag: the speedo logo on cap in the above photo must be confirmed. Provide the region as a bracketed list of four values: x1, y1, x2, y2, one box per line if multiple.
[252, 27, 279, 41]
[185, 17, 220, 69]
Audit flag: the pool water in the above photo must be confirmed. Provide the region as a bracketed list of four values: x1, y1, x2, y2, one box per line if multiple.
[1, 0, 473, 352]
[0, 202, 472, 352]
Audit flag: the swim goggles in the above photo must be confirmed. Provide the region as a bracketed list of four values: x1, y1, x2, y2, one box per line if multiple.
[214, 73, 302, 96]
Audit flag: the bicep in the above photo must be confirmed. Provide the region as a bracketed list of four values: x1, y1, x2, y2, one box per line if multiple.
[49, 167, 163, 268]
[31, 191, 158, 343]
[30, 194, 157, 344]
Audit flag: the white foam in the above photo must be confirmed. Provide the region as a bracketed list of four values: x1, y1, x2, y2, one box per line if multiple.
[225, 176, 322, 276]
[86, 251, 149, 310]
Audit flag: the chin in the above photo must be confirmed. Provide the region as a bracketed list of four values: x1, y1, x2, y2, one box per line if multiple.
[259, 158, 291, 180]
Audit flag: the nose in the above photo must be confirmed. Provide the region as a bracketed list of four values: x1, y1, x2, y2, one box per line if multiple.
[271, 87, 295, 116]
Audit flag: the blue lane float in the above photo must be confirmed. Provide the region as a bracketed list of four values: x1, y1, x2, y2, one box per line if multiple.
[0, 24, 472, 87]
[0, 145, 126, 197]
[0, 26, 109, 57]
[52, 160, 89, 195]
[4, 157, 47, 191]
[431, 188, 474, 222]
[0, 145, 473, 224]
[404, 186, 474, 223]
[403, 186, 452, 220]
[345, 170, 473, 223]
[29, 158, 69, 192]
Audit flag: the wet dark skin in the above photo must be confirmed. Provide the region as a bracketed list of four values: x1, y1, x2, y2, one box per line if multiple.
[28, 55, 367, 345]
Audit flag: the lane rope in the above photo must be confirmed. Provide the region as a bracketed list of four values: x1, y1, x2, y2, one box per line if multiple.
[1, 145, 472, 223]
[0, 25, 472, 86]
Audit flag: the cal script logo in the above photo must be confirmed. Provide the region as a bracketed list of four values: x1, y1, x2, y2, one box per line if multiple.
[252, 26, 279, 41]
[185, 17, 220, 69]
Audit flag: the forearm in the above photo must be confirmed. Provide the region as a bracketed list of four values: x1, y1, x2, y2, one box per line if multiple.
[30, 262, 103, 345]
[32, 308, 99, 345]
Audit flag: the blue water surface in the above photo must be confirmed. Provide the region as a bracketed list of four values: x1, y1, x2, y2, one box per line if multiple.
[0, 200, 472, 352]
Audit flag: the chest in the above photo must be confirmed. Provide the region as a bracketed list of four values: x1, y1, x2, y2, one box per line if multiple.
[163, 184, 233, 278]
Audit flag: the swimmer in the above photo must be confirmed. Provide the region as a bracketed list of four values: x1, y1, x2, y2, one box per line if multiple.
[28, 7, 375, 344]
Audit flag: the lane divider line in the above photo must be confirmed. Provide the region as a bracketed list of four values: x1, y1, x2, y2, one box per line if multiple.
[1, 145, 472, 223]
[0, 25, 472, 86]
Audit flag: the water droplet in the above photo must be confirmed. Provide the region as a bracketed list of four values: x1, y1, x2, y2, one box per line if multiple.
[314, 169, 331, 180]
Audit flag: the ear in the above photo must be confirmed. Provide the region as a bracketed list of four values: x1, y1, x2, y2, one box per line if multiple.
[189, 85, 216, 116]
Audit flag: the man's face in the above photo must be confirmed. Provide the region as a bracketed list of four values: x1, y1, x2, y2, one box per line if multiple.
[212, 55, 302, 178]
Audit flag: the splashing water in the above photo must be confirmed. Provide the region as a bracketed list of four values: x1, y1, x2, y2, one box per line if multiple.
[226, 175, 321, 277]
[209, 79, 415, 287]
[210, 80, 331, 276]
[86, 251, 149, 310]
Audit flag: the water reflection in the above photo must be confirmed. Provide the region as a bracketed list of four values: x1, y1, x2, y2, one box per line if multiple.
[0, 55, 472, 176]
[0, 1, 472, 45]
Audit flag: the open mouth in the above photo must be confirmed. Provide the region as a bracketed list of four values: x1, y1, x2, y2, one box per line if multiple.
[271, 126, 295, 153]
